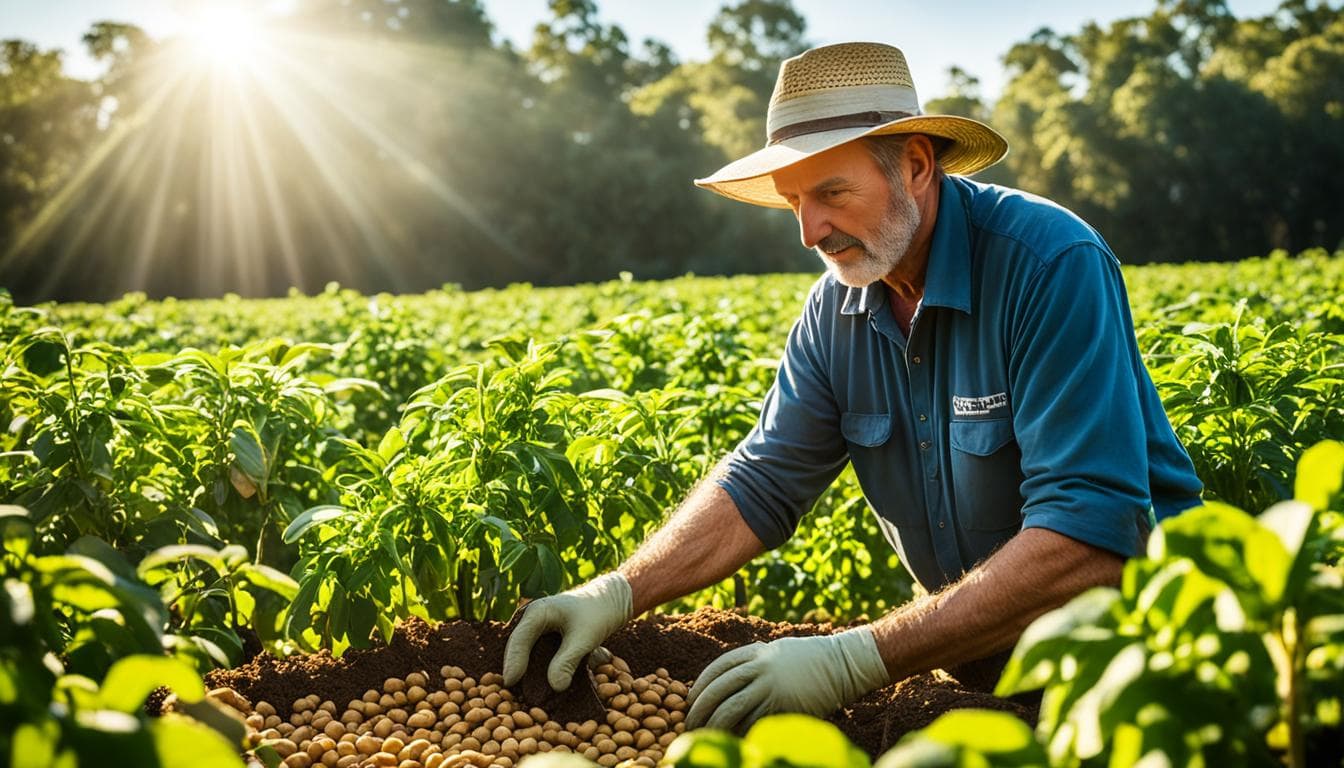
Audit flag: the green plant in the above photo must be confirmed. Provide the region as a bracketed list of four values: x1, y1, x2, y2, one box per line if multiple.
[875, 710, 1045, 768]
[144, 341, 346, 568]
[1154, 303, 1344, 511]
[2, 326, 156, 550]
[995, 441, 1344, 767]
[282, 340, 692, 650]
[136, 543, 300, 665]
[0, 505, 243, 767]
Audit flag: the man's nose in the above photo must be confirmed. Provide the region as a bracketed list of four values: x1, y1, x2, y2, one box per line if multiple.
[797, 201, 831, 249]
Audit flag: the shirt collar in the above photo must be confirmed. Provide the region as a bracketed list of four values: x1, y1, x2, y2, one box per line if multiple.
[839, 174, 974, 317]
[840, 283, 883, 315]
[922, 175, 973, 314]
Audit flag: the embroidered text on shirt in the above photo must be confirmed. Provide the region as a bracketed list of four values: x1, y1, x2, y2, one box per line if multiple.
[952, 392, 1008, 417]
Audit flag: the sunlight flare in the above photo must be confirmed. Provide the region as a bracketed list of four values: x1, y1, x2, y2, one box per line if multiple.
[3, 5, 530, 298]
[181, 5, 267, 69]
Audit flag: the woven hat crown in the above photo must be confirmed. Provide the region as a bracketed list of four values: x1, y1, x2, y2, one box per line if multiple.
[764, 43, 924, 143]
[771, 43, 917, 106]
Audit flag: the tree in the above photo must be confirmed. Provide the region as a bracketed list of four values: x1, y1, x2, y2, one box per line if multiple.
[0, 40, 99, 271]
[990, 0, 1344, 263]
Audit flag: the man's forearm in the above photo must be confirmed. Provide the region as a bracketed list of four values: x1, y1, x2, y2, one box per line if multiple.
[870, 527, 1125, 682]
[619, 474, 765, 616]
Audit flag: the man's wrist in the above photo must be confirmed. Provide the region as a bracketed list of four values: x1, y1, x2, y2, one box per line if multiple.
[616, 563, 654, 617]
[831, 625, 891, 701]
[583, 571, 634, 625]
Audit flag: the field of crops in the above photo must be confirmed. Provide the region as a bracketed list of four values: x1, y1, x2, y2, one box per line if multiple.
[2, 248, 1342, 767]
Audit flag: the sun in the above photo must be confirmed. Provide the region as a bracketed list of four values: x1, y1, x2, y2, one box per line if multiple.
[181, 5, 267, 69]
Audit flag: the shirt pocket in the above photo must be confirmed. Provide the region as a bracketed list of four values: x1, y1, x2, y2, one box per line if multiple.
[840, 412, 892, 447]
[840, 412, 925, 529]
[949, 418, 1025, 532]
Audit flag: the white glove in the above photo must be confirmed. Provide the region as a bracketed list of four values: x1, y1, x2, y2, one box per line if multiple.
[685, 626, 889, 732]
[501, 572, 633, 691]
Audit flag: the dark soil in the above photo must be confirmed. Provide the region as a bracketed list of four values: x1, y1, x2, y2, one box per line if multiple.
[206, 608, 1038, 758]
[515, 631, 607, 724]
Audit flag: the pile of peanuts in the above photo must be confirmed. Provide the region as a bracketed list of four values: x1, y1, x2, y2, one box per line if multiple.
[218, 655, 690, 768]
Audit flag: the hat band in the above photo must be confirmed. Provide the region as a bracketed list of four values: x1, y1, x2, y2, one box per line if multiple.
[768, 109, 913, 145]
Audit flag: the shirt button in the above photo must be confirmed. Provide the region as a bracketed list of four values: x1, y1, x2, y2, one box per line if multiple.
[939, 521, 946, 529]
[920, 440, 930, 450]
[918, 413, 927, 422]
[912, 356, 922, 364]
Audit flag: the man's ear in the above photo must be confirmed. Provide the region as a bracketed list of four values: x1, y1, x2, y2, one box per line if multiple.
[903, 134, 939, 197]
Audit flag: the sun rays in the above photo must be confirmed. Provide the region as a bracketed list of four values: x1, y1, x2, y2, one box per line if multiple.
[3, 1, 525, 299]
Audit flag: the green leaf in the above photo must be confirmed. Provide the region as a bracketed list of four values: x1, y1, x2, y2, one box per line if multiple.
[21, 338, 66, 377]
[743, 714, 869, 767]
[176, 348, 225, 376]
[1261, 500, 1324, 608]
[579, 387, 632, 402]
[873, 740, 960, 768]
[283, 505, 347, 544]
[100, 656, 203, 712]
[278, 341, 335, 367]
[377, 427, 406, 463]
[321, 377, 383, 398]
[997, 587, 1119, 696]
[284, 575, 322, 639]
[0, 505, 34, 558]
[68, 536, 138, 582]
[916, 709, 1037, 754]
[185, 508, 221, 540]
[1258, 500, 1314, 562]
[479, 515, 519, 543]
[1155, 503, 1289, 617]
[1066, 642, 1147, 759]
[499, 539, 534, 574]
[347, 594, 377, 647]
[522, 544, 564, 598]
[253, 743, 284, 768]
[1295, 440, 1344, 510]
[237, 563, 300, 601]
[230, 425, 267, 485]
[326, 582, 350, 641]
[172, 698, 248, 749]
[136, 545, 221, 578]
[149, 713, 247, 768]
[0, 504, 33, 522]
[11, 722, 59, 768]
[663, 729, 743, 768]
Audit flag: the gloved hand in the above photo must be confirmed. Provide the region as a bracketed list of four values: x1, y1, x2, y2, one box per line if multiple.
[502, 572, 633, 691]
[685, 626, 889, 732]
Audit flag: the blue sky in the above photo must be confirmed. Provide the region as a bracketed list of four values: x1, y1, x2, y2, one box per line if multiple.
[1, 0, 1283, 99]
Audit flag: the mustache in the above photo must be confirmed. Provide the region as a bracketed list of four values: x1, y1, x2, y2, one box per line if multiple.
[817, 230, 864, 255]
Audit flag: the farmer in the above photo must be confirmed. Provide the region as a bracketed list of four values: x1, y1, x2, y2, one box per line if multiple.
[502, 42, 1203, 731]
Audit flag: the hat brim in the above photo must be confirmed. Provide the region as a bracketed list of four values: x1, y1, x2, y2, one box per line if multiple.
[693, 115, 1008, 209]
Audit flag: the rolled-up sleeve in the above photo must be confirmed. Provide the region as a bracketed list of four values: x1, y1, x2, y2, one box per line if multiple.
[717, 285, 849, 549]
[1008, 244, 1152, 557]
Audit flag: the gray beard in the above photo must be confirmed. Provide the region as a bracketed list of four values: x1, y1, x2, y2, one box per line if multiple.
[816, 189, 921, 288]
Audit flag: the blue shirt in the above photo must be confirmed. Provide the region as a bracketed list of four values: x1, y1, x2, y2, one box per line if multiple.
[718, 175, 1203, 592]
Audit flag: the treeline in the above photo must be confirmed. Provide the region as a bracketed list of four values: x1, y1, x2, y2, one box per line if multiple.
[0, 0, 1341, 302]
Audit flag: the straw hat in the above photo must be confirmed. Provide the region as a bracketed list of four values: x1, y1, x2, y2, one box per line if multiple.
[694, 42, 1008, 209]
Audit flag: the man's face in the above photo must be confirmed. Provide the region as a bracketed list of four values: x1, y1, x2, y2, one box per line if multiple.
[772, 140, 921, 288]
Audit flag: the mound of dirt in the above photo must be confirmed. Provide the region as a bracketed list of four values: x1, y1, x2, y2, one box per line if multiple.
[206, 608, 1038, 758]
